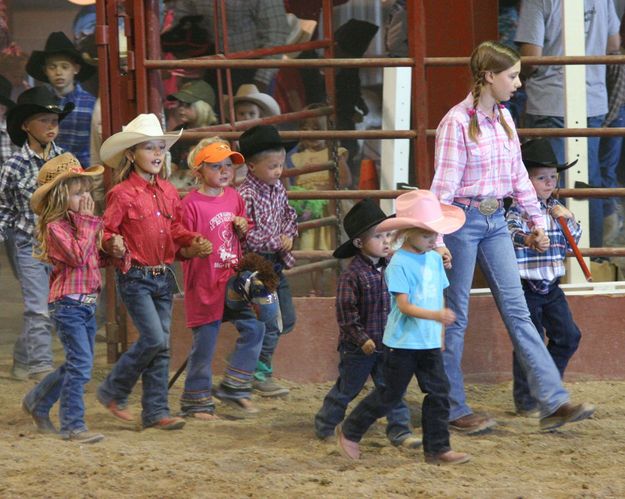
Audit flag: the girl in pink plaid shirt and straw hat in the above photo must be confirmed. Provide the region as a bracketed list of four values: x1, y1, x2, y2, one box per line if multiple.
[430, 40, 595, 434]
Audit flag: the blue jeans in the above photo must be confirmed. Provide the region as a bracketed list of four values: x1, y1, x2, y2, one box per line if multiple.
[513, 282, 581, 412]
[181, 282, 270, 412]
[341, 347, 450, 456]
[22, 297, 97, 434]
[98, 267, 174, 427]
[525, 113, 605, 246]
[12, 229, 53, 373]
[442, 204, 569, 420]
[598, 105, 625, 218]
[314, 343, 413, 444]
[257, 253, 296, 369]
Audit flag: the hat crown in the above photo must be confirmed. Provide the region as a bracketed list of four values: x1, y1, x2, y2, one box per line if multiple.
[37, 153, 83, 186]
[44, 32, 78, 54]
[235, 84, 261, 99]
[16, 86, 61, 108]
[122, 113, 166, 137]
[395, 190, 444, 226]
[239, 125, 283, 158]
[521, 139, 559, 167]
[343, 198, 388, 238]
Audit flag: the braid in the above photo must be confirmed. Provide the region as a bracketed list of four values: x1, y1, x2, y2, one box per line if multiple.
[468, 79, 483, 142]
[497, 106, 515, 140]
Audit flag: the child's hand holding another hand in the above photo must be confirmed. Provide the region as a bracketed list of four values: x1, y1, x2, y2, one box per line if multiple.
[104, 234, 126, 258]
[361, 339, 375, 355]
[233, 217, 248, 237]
[280, 234, 293, 252]
[183, 236, 212, 258]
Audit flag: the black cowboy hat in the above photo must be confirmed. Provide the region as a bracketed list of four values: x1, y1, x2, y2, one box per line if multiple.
[0, 74, 15, 109]
[26, 31, 96, 82]
[521, 138, 578, 172]
[239, 124, 285, 159]
[333, 198, 392, 259]
[6, 86, 74, 146]
[334, 19, 379, 58]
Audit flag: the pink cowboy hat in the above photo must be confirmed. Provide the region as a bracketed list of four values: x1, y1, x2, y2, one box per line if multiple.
[377, 190, 465, 234]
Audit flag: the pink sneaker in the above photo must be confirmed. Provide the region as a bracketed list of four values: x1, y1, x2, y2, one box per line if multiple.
[336, 424, 360, 460]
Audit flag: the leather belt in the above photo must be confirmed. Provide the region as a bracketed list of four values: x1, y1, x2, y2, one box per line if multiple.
[454, 197, 502, 216]
[65, 293, 98, 304]
[131, 264, 168, 276]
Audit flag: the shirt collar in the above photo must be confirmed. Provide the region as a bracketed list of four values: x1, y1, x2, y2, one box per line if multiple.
[128, 170, 166, 191]
[354, 252, 388, 270]
[245, 171, 276, 192]
[462, 92, 502, 124]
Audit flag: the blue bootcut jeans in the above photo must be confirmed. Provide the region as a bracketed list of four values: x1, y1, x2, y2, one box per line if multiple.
[314, 342, 413, 445]
[256, 253, 296, 370]
[442, 203, 570, 420]
[12, 229, 53, 374]
[341, 347, 451, 456]
[181, 277, 274, 413]
[512, 281, 581, 412]
[598, 105, 625, 219]
[97, 267, 174, 427]
[22, 297, 97, 435]
[524, 113, 605, 247]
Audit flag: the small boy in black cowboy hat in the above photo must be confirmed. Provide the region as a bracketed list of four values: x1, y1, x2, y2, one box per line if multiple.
[26, 31, 96, 166]
[506, 138, 583, 417]
[237, 124, 298, 397]
[314, 198, 421, 449]
[0, 86, 74, 380]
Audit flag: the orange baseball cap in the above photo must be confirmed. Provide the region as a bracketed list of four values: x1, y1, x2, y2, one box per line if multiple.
[192, 142, 245, 169]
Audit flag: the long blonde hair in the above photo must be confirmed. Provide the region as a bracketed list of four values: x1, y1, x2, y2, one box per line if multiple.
[468, 40, 519, 142]
[34, 176, 100, 262]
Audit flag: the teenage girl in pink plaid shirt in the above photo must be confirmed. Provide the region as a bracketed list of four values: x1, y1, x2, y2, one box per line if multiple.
[430, 40, 595, 435]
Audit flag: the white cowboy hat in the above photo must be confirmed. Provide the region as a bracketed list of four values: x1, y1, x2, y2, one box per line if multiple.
[67, 0, 95, 5]
[284, 14, 317, 59]
[99, 113, 183, 168]
[224, 84, 281, 118]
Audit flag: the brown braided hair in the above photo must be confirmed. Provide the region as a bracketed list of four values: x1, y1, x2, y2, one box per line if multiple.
[468, 40, 520, 143]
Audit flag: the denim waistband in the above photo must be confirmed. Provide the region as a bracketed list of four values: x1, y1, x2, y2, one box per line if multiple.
[64, 293, 98, 304]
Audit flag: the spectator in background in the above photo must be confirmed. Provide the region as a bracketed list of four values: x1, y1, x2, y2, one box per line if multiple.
[515, 0, 620, 248]
[26, 32, 96, 167]
[170, 0, 289, 93]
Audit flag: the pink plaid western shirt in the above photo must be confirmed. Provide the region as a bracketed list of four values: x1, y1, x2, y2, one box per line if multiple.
[431, 93, 544, 241]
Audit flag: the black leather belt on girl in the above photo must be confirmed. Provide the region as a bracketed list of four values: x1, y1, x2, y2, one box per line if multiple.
[454, 197, 503, 216]
[130, 263, 168, 276]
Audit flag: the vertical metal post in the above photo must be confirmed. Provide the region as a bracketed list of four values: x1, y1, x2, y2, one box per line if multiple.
[563, 0, 590, 283]
[409, 0, 430, 188]
[144, 0, 163, 115]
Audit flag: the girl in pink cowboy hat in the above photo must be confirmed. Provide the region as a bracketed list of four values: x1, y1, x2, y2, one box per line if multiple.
[337, 190, 471, 466]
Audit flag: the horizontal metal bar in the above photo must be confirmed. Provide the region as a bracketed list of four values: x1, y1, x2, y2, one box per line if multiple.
[424, 54, 625, 67]
[283, 259, 338, 277]
[575, 248, 625, 257]
[282, 161, 334, 178]
[144, 57, 414, 70]
[292, 250, 334, 259]
[425, 128, 625, 138]
[297, 216, 338, 232]
[181, 130, 417, 141]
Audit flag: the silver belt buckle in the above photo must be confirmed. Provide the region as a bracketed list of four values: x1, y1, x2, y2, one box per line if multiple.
[478, 198, 499, 216]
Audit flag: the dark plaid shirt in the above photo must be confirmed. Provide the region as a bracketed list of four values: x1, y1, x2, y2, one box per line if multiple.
[336, 252, 390, 350]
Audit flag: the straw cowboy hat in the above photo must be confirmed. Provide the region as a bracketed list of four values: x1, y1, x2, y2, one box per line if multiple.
[521, 138, 578, 172]
[31, 152, 104, 215]
[284, 14, 317, 59]
[99, 113, 183, 168]
[224, 84, 281, 117]
[6, 86, 74, 146]
[377, 190, 465, 234]
[333, 198, 393, 259]
[26, 31, 96, 82]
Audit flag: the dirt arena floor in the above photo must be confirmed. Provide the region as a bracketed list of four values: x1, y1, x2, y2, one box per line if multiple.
[2, 250, 625, 498]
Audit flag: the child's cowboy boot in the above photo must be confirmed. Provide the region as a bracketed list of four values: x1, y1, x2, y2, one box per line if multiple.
[252, 360, 289, 397]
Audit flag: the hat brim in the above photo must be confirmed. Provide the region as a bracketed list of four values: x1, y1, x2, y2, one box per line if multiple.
[7, 102, 75, 146]
[225, 94, 281, 118]
[0, 95, 15, 109]
[30, 164, 104, 215]
[27, 50, 96, 82]
[525, 158, 578, 172]
[332, 214, 394, 259]
[192, 149, 245, 169]
[100, 129, 183, 168]
[376, 204, 466, 235]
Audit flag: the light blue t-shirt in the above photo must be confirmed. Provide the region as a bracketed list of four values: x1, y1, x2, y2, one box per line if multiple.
[382, 249, 449, 350]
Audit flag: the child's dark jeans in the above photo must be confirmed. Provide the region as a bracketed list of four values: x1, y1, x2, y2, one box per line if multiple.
[513, 282, 582, 412]
[22, 297, 97, 435]
[342, 347, 451, 456]
[315, 342, 413, 445]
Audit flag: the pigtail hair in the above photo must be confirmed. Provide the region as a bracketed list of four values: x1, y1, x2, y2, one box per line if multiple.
[497, 106, 515, 140]
[468, 79, 483, 142]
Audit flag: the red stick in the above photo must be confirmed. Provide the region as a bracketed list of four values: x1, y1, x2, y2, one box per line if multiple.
[556, 216, 593, 282]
